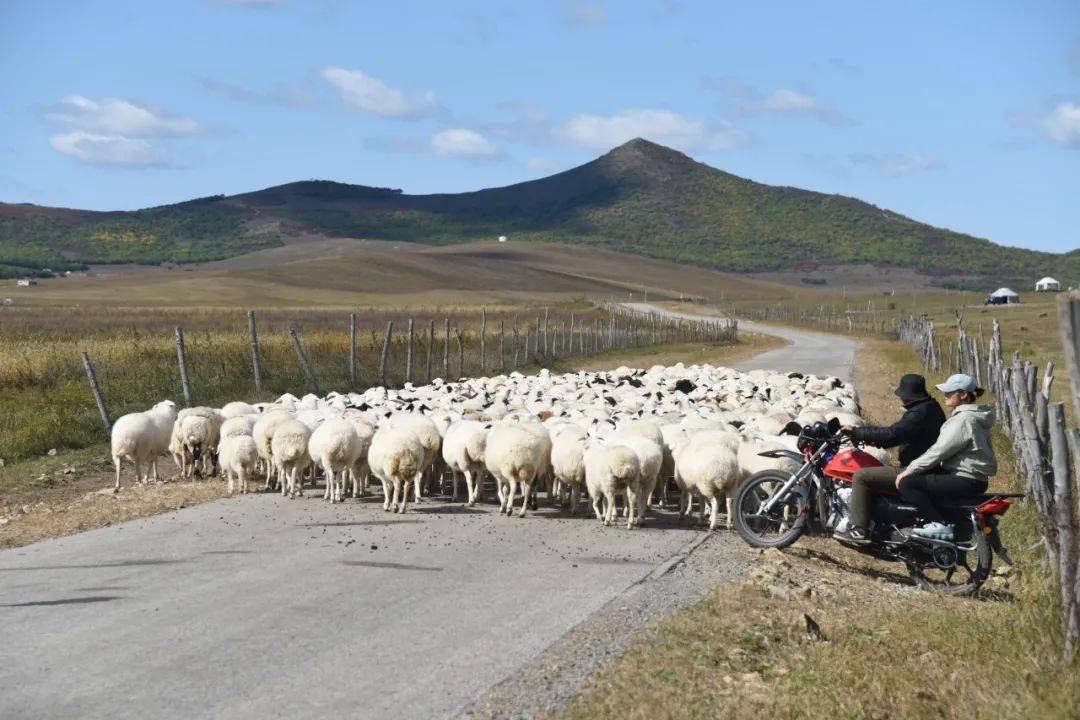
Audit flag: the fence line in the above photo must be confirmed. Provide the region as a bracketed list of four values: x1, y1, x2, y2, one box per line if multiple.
[899, 300, 1080, 661]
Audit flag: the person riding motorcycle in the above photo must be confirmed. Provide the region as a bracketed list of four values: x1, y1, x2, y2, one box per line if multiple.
[895, 373, 997, 540]
[836, 373, 946, 543]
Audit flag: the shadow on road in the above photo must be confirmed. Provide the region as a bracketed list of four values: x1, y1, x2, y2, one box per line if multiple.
[2, 595, 124, 607]
[340, 560, 442, 572]
[0, 558, 185, 572]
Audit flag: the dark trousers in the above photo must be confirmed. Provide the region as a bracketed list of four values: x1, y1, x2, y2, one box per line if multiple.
[849, 466, 900, 530]
[898, 473, 988, 524]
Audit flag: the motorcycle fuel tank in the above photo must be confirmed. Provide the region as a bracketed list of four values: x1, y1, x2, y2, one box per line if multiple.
[823, 448, 884, 482]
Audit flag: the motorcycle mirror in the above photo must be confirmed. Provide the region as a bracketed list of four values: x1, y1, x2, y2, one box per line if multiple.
[826, 417, 841, 434]
[781, 420, 803, 436]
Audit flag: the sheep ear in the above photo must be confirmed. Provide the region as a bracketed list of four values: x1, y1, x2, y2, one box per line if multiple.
[781, 421, 802, 436]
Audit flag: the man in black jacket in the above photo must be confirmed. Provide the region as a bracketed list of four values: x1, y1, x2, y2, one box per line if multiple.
[835, 373, 946, 543]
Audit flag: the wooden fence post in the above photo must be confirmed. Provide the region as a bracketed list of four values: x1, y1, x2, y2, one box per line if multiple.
[289, 324, 321, 395]
[480, 309, 487, 373]
[443, 319, 450, 378]
[81, 351, 111, 431]
[175, 327, 193, 408]
[379, 321, 393, 386]
[348, 312, 357, 385]
[406, 318, 414, 385]
[426, 319, 435, 382]
[248, 310, 263, 392]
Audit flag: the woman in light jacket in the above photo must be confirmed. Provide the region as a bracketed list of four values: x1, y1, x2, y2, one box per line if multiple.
[894, 373, 997, 540]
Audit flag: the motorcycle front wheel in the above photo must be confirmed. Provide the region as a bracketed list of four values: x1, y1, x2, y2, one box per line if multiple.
[732, 470, 809, 549]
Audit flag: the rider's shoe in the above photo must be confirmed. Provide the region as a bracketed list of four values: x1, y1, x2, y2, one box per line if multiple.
[912, 521, 954, 540]
[833, 526, 870, 544]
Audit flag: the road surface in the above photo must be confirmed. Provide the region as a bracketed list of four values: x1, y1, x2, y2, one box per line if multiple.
[623, 302, 858, 381]
[1, 305, 854, 719]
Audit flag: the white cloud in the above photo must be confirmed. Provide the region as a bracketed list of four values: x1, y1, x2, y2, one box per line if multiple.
[42, 95, 201, 168]
[555, 109, 748, 152]
[706, 77, 853, 126]
[848, 153, 943, 176]
[430, 128, 498, 157]
[49, 131, 169, 167]
[562, 0, 605, 27]
[321, 67, 440, 119]
[1041, 102, 1080, 149]
[45, 96, 201, 137]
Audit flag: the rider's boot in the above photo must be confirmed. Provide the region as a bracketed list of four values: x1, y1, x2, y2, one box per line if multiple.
[833, 525, 870, 544]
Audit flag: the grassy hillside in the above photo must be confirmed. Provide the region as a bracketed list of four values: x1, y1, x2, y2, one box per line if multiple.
[2, 139, 1074, 286]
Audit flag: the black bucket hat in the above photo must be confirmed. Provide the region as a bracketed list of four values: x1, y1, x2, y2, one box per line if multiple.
[893, 373, 930, 401]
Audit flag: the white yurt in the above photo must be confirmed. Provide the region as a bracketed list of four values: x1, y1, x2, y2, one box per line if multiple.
[1035, 277, 1061, 293]
[988, 287, 1020, 304]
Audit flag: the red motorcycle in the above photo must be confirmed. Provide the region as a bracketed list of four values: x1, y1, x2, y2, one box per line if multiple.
[732, 419, 1020, 595]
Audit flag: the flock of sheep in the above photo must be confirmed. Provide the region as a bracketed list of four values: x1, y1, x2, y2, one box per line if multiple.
[109, 364, 880, 531]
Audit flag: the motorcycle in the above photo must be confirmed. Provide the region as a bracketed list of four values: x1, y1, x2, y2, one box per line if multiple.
[731, 418, 1020, 595]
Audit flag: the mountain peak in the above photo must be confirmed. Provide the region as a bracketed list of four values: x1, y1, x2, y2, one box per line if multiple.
[591, 138, 699, 184]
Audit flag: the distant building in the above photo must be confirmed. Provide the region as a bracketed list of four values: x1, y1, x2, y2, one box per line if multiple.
[1035, 276, 1061, 293]
[16, 279, 37, 287]
[986, 287, 1019, 305]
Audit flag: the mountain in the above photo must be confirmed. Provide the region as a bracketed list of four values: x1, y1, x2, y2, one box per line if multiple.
[2, 139, 1074, 287]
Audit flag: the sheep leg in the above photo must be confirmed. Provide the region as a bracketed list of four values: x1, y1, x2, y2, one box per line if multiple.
[570, 485, 580, 515]
[505, 479, 518, 516]
[389, 479, 400, 512]
[603, 493, 616, 526]
[413, 473, 424, 504]
[708, 496, 720, 532]
[381, 478, 392, 511]
[133, 459, 143, 485]
[591, 492, 604, 521]
[628, 486, 642, 529]
[518, 482, 532, 518]
[226, 468, 234, 495]
[150, 458, 159, 482]
[398, 478, 410, 514]
[451, 469, 461, 502]
[112, 455, 122, 492]
[725, 495, 734, 531]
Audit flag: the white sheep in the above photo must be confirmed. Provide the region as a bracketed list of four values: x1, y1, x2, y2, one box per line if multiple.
[271, 419, 312, 499]
[343, 412, 376, 498]
[442, 420, 489, 505]
[308, 418, 362, 503]
[109, 400, 178, 490]
[550, 425, 587, 513]
[484, 424, 545, 517]
[388, 413, 441, 502]
[584, 442, 642, 529]
[368, 426, 425, 513]
[220, 414, 257, 440]
[674, 431, 741, 531]
[253, 409, 294, 490]
[218, 434, 259, 495]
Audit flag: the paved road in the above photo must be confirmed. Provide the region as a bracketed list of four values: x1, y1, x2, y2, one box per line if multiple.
[0, 497, 710, 719]
[1, 306, 852, 719]
[623, 302, 858, 382]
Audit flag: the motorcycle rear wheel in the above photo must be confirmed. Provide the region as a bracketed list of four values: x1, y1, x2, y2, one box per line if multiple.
[733, 470, 809, 549]
[905, 529, 992, 596]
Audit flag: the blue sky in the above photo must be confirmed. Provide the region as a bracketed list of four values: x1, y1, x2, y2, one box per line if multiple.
[1, 0, 1078, 253]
